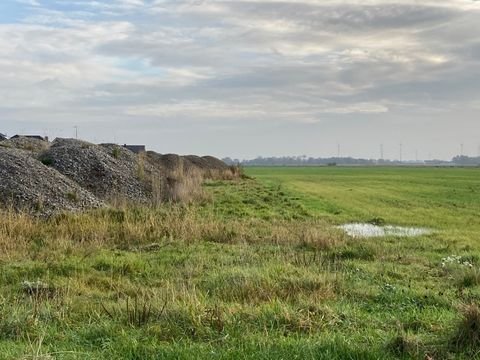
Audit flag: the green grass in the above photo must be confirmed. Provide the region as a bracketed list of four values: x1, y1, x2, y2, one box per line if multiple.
[1, 167, 480, 359]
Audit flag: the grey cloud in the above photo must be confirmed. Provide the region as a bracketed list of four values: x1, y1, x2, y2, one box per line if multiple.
[0, 0, 479, 159]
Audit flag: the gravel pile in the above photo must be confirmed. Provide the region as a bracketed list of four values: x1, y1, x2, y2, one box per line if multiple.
[0, 137, 234, 215]
[40, 139, 162, 204]
[202, 156, 232, 170]
[185, 155, 235, 179]
[0, 146, 102, 216]
[0, 136, 50, 156]
[146, 153, 195, 176]
[147, 152, 233, 180]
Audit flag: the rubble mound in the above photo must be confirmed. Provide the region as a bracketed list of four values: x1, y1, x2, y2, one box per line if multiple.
[146, 153, 197, 176]
[202, 156, 232, 170]
[0, 136, 236, 215]
[40, 139, 163, 204]
[146, 152, 234, 180]
[0, 136, 50, 155]
[184, 155, 236, 179]
[0, 146, 102, 216]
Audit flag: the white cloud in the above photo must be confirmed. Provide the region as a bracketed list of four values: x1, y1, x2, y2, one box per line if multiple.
[0, 0, 479, 159]
[15, 0, 40, 6]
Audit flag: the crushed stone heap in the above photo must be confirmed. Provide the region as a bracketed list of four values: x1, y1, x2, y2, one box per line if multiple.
[40, 138, 164, 204]
[0, 137, 236, 215]
[0, 136, 50, 156]
[0, 146, 103, 216]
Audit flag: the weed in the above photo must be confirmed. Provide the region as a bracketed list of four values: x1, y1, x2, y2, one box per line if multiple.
[33, 197, 44, 212]
[39, 157, 53, 166]
[136, 152, 146, 181]
[101, 294, 168, 327]
[111, 147, 121, 159]
[368, 217, 386, 226]
[23, 332, 52, 360]
[65, 191, 79, 203]
[451, 303, 480, 353]
[333, 244, 376, 261]
[22, 280, 55, 299]
[387, 333, 421, 357]
[459, 268, 480, 288]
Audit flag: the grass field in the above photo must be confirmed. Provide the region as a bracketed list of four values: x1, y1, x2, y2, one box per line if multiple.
[1, 166, 480, 359]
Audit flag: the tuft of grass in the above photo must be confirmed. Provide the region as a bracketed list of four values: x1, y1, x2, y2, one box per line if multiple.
[387, 333, 421, 357]
[451, 304, 480, 353]
[368, 216, 386, 226]
[111, 147, 121, 159]
[39, 157, 53, 166]
[458, 267, 480, 288]
[162, 162, 205, 203]
[33, 197, 44, 212]
[136, 152, 146, 181]
[101, 294, 167, 327]
[65, 191, 79, 203]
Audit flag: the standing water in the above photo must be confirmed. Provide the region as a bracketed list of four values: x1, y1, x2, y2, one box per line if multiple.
[339, 223, 431, 238]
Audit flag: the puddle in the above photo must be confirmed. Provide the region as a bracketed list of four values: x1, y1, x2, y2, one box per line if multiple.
[339, 223, 431, 238]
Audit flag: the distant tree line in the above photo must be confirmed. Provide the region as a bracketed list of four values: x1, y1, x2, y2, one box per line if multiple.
[222, 155, 480, 166]
[451, 156, 480, 165]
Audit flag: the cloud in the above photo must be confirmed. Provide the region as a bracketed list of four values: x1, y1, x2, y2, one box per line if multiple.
[15, 0, 41, 6]
[0, 0, 479, 158]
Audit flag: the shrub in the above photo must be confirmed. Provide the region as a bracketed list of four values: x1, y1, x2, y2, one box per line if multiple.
[40, 156, 53, 166]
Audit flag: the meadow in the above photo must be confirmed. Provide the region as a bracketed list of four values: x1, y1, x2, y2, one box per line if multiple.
[1, 166, 480, 359]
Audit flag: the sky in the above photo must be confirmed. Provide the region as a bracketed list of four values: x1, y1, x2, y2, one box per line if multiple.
[0, 0, 479, 160]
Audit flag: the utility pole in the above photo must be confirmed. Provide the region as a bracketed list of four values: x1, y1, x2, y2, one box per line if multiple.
[415, 149, 418, 162]
[399, 143, 403, 162]
[74, 126, 78, 140]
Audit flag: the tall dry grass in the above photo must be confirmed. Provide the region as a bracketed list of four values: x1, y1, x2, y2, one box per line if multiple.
[0, 206, 343, 262]
[163, 165, 205, 203]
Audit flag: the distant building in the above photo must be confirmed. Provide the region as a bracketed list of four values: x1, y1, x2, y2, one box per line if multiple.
[0, 133, 6, 141]
[123, 144, 146, 154]
[11, 135, 49, 142]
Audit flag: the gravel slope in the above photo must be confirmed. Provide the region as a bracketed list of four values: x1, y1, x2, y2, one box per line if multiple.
[40, 139, 162, 204]
[0, 137, 233, 215]
[0, 146, 103, 216]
